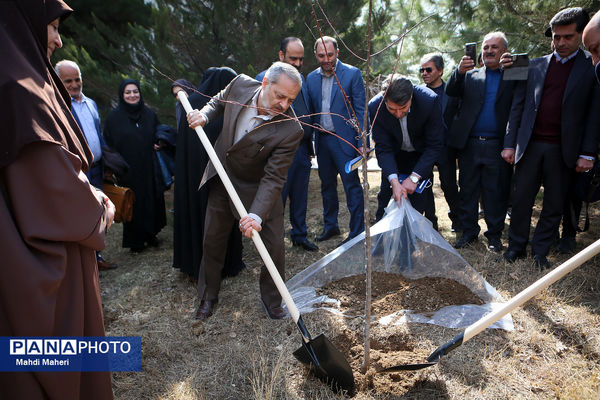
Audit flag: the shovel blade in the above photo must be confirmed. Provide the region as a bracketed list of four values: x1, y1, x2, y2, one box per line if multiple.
[293, 334, 355, 395]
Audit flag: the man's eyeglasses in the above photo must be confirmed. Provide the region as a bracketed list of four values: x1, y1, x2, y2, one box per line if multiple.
[419, 67, 433, 73]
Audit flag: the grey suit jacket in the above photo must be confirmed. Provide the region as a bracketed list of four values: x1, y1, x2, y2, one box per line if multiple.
[504, 50, 600, 167]
[445, 67, 517, 150]
[199, 74, 303, 221]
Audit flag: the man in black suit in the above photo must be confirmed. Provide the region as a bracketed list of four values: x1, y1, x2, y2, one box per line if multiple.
[419, 53, 460, 231]
[502, 7, 600, 269]
[583, 11, 600, 79]
[370, 75, 444, 219]
[446, 32, 516, 252]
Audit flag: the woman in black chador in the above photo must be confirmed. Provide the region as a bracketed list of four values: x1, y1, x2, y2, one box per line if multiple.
[104, 79, 166, 252]
[171, 67, 244, 281]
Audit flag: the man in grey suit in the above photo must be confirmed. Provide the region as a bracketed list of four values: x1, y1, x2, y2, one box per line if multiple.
[502, 7, 600, 269]
[446, 32, 516, 252]
[187, 62, 303, 320]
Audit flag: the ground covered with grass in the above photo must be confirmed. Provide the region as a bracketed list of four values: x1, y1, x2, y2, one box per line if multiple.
[100, 170, 600, 399]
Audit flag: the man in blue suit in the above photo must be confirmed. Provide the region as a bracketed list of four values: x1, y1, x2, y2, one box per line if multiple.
[370, 75, 444, 218]
[56, 60, 117, 270]
[502, 8, 600, 269]
[306, 36, 366, 243]
[256, 37, 318, 251]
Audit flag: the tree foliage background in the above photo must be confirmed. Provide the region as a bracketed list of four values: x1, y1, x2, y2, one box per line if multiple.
[52, 0, 598, 126]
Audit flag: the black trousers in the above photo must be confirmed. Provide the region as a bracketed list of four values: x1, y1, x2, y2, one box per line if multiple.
[457, 137, 512, 240]
[437, 145, 461, 229]
[508, 142, 571, 256]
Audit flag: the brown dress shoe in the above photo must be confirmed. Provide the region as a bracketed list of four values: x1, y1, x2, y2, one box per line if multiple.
[195, 300, 217, 320]
[97, 259, 118, 270]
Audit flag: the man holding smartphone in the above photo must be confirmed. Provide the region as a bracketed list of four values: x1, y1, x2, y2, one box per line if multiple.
[446, 32, 516, 252]
[502, 8, 599, 269]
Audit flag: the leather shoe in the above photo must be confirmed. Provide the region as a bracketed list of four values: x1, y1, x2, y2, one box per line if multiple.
[454, 235, 477, 249]
[533, 254, 550, 270]
[261, 300, 286, 320]
[316, 227, 341, 242]
[487, 237, 503, 252]
[557, 236, 576, 254]
[503, 248, 526, 263]
[195, 299, 217, 320]
[97, 259, 118, 270]
[292, 238, 318, 251]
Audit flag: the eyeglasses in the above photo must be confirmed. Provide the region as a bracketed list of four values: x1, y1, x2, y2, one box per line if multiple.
[419, 67, 433, 73]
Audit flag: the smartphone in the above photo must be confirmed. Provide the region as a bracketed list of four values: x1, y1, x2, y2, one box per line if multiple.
[510, 53, 529, 67]
[465, 42, 477, 62]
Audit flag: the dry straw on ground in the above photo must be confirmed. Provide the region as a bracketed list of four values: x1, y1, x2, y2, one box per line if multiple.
[100, 170, 600, 399]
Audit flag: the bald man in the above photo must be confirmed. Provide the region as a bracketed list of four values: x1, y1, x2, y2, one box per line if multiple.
[583, 11, 600, 82]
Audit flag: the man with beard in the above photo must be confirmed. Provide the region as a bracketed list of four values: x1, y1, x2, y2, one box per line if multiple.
[306, 36, 366, 244]
[55, 59, 117, 270]
[502, 8, 599, 269]
[187, 62, 303, 320]
[446, 32, 516, 252]
[256, 37, 318, 251]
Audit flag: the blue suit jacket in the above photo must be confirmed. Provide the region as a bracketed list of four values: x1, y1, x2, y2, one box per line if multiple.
[306, 60, 366, 158]
[255, 71, 314, 155]
[369, 86, 444, 180]
[504, 50, 600, 167]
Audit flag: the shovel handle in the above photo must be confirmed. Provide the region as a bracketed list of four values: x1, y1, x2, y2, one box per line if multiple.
[177, 91, 302, 324]
[463, 238, 600, 343]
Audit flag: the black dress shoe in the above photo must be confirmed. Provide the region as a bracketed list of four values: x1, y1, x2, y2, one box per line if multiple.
[195, 299, 217, 320]
[261, 300, 286, 320]
[316, 227, 341, 242]
[292, 238, 319, 251]
[533, 254, 550, 270]
[503, 248, 526, 263]
[557, 236, 576, 254]
[146, 236, 160, 247]
[454, 235, 477, 249]
[487, 237, 503, 252]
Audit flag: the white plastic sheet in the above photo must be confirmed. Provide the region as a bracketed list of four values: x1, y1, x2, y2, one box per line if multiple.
[285, 200, 514, 331]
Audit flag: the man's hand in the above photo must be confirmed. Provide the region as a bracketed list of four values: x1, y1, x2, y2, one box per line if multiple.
[104, 197, 116, 230]
[499, 52, 513, 69]
[391, 178, 407, 206]
[401, 176, 418, 194]
[187, 109, 206, 129]
[501, 148, 515, 164]
[458, 55, 476, 74]
[576, 157, 594, 173]
[239, 215, 261, 238]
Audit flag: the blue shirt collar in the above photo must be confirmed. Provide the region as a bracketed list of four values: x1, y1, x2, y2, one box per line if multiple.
[554, 49, 579, 63]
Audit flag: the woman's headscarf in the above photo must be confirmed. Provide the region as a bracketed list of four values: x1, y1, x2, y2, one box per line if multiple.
[198, 67, 237, 98]
[171, 79, 195, 128]
[116, 78, 145, 123]
[0, 0, 92, 170]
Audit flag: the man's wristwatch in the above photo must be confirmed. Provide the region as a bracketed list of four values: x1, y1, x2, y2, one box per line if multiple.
[409, 174, 419, 184]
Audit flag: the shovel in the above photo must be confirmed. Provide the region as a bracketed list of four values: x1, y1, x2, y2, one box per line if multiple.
[378, 238, 600, 372]
[177, 91, 355, 395]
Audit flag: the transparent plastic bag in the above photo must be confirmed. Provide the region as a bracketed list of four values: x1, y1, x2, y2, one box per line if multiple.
[285, 200, 513, 330]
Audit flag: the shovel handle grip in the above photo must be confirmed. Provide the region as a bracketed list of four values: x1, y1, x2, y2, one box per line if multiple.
[177, 91, 301, 323]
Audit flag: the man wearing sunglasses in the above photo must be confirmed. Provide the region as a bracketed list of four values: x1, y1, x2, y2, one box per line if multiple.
[370, 75, 444, 221]
[419, 53, 460, 232]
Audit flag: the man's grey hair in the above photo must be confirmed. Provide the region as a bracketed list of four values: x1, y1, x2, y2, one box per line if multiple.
[483, 31, 508, 49]
[382, 75, 413, 105]
[55, 59, 81, 78]
[551, 7, 590, 33]
[420, 53, 444, 70]
[264, 61, 302, 86]
[314, 35, 338, 52]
